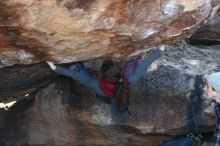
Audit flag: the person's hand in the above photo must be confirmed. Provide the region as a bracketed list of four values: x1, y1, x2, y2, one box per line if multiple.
[46, 61, 56, 70]
[159, 44, 166, 51]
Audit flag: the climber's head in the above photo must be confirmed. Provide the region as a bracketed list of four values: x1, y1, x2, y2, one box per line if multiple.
[204, 72, 220, 101]
[101, 60, 122, 83]
[206, 72, 220, 93]
[101, 59, 130, 112]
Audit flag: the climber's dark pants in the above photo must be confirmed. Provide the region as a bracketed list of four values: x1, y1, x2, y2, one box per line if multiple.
[96, 94, 128, 119]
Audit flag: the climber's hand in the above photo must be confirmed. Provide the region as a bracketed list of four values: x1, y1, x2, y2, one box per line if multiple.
[159, 44, 166, 51]
[46, 61, 56, 70]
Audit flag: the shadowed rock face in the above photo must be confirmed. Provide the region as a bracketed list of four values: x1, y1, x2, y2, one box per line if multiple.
[0, 74, 212, 146]
[188, 15, 220, 45]
[188, 1, 220, 45]
[0, 62, 56, 100]
[0, 44, 219, 145]
[0, 0, 218, 66]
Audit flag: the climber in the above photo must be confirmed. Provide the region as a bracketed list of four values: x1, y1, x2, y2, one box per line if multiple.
[204, 72, 220, 146]
[46, 45, 165, 118]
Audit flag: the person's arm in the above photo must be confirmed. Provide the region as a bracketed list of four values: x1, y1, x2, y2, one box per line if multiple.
[46, 62, 105, 96]
[128, 46, 164, 86]
[128, 49, 160, 86]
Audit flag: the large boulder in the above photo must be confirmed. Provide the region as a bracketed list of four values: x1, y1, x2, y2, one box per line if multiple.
[0, 0, 220, 145]
[188, 0, 220, 45]
[0, 62, 56, 99]
[0, 0, 219, 66]
[0, 44, 219, 145]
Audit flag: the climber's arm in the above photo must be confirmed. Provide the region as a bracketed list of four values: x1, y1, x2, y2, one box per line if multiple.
[46, 62, 105, 96]
[128, 45, 165, 86]
[55, 66, 105, 96]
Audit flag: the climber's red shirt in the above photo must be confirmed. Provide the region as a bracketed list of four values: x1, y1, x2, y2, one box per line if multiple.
[99, 76, 116, 97]
[99, 76, 128, 97]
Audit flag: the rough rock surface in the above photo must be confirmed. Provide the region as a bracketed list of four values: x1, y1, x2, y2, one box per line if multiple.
[0, 44, 220, 145]
[0, 0, 219, 66]
[0, 62, 56, 99]
[189, 16, 220, 45]
[1, 0, 220, 145]
[0, 79, 177, 146]
[188, 1, 220, 45]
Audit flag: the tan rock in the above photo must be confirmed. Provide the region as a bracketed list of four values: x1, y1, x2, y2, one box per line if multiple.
[0, 0, 217, 66]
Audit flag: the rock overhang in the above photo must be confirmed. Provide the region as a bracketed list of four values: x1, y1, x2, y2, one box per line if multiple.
[0, 0, 218, 67]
